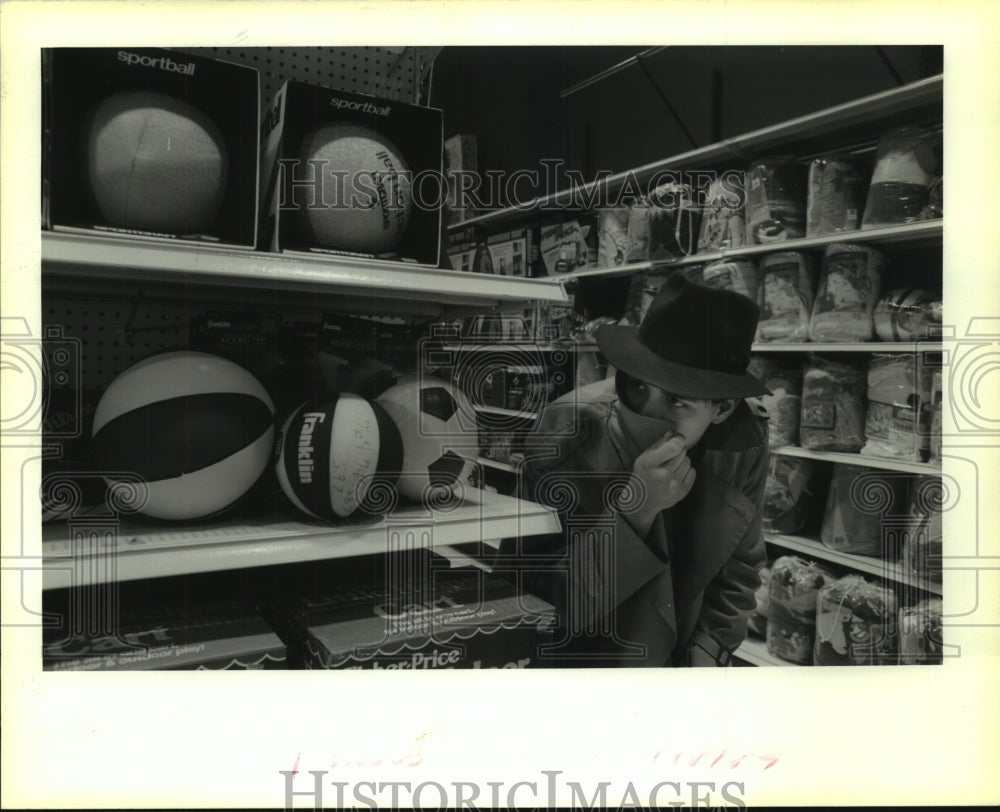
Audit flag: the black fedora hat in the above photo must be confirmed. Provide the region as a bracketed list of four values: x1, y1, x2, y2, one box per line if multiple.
[596, 273, 769, 399]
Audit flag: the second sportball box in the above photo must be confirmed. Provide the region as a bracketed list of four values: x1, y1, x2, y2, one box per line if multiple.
[260, 80, 443, 265]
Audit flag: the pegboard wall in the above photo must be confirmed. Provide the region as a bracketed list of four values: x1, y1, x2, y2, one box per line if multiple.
[176, 46, 439, 107]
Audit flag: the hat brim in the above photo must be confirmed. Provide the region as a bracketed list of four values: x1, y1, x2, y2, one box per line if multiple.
[596, 325, 771, 399]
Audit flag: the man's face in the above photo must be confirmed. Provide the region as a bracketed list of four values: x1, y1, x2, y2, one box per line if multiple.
[619, 374, 734, 450]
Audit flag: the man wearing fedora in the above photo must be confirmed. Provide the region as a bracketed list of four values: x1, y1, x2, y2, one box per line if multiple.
[506, 273, 770, 667]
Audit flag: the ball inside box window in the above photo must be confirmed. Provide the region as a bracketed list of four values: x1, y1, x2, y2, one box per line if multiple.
[86, 90, 229, 233]
[294, 123, 413, 253]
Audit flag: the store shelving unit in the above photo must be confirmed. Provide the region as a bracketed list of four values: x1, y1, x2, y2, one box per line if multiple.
[41, 488, 558, 590]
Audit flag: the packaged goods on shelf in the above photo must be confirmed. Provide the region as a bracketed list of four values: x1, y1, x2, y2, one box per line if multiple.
[260, 79, 442, 264]
[481, 431, 516, 463]
[899, 597, 944, 665]
[744, 155, 807, 244]
[263, 570, 556, 669]
[702, 259, 760, 303]
[902, 475, 943, 584]
[748, 356, 802, 447]
[448, 226, 541, 277]
[861, 352, 934, 462]
[43, 599, 286, 671]
[763, 456, 824, 535]
[44, 48, 260, 248]
[873, 288, 942, 342]
[697, 172, 747, 252]
[928, 370, 943, 463]
[597, 208, 631, 268]
[809, 243, 886, 342]
[806, 153, 868, 237]
[755, 251, 818, 343]
[820, 463, 907, 558]
[747, 565, 772, 639]
[444, 133, 478, 226]
[540, 218, 598, 275]
[766, 555, 833, 664]
[862, 125, 942, 228]
[799, 355, 867, 452]
[645, 182, 702, 259]
[814, 575, 898, 665]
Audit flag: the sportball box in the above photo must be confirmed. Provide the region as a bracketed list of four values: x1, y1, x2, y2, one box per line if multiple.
[264, 572, 555, 670]
[260, 80, 443, 265]
[43, 48, 259, 248]
[43, 599, 286, 671]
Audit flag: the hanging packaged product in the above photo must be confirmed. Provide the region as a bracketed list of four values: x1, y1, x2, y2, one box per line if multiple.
[748, 355, 802, 447]
[809, 243, 886, 342]
[744, 156, 807, 245]
[763, 455, 825, 535]
[873, 288, 942, 342]
[799, 355, 867, 452]
[747, 564, 772, 640]
[862, 125, 942, 228]
[902, 475, 943, 584]
[540, 218, 598, 275]
[702, 259, 760, 302]
[623, 184, 702, 262]
[766, 555, 833, 664]
[754, 251, 818, 343]
[899, 598, 944, 665]
[820, 463, 906, 558]
[806, 153, 868, 237]
[928, 370, 943, 463]
[597, 207, 631, 268]
[814, 575, 899, 666]
[861, 352, 934, 462]
[696, 172, 747, 252]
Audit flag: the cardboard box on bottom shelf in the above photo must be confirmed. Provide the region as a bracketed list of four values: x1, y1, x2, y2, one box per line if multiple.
[264, 571, 556, 669]
[43, 599, 287, 671]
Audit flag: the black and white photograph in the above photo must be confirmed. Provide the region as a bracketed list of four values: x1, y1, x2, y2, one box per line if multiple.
[2, 1, 998, 809]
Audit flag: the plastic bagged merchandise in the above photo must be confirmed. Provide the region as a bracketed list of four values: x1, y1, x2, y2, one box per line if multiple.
[899, 598, 944, 665]
[763, 456, 823, 535]
[744, 156, 807, 245]
[861, 353, 934, 462]
[702, 259, 760, 303]
[902, 475, 943, 584]
[862, 125, 942, 228]
[747, 565, 771, 639]
[748, 356, 802, 447]
[806, 154, 868, 237]
[754, 251, 818, 343]
[809, 243, 886, 342]
[814, 575, 899, 666]
[645, 182, 702, 260]
[820, 463, 906, 558]
[597, 208, 630, 268]
[697, 172, 747, 252]
[799, 355, 867, 452]
[766, 555, 833, 664]
[928, 370, 942, 463]
[920, 176, 943, 221]
[873, 288, 942, 342]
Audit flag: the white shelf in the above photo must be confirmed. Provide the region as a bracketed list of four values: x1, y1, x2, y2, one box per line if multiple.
[765, 533, 942, 596]
[41, 231, 570, 310]
[771, 446, 941, 475]
[442, 342, 577, 354]
[753, 341, 943, 353]
[449, 75, 942, 234]
[733, 637, 796, 667]
[473, 405, 540, 419]
[41, 488, 559, 590]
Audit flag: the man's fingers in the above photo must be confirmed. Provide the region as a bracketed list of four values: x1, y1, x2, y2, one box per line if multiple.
[641, 433, 685, 466]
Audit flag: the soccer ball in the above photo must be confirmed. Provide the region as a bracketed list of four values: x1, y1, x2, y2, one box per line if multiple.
[374, 375, 477, 502]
